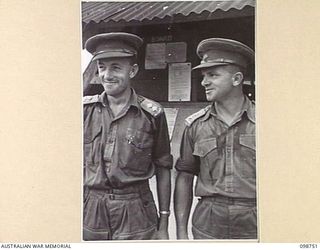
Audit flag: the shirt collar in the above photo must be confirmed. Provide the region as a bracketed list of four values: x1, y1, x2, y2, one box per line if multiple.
[129, 88, 140, 109]
[98, 91, 108, 106]
[199, 105, 213, 122]
[98, 88, 140, 110]
[200, 95, 255, 124]
[240, 96, 255, 123]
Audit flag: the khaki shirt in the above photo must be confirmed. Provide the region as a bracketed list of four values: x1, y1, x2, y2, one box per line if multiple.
[175, 96, 256, 199]
[83, 89, 172, 189]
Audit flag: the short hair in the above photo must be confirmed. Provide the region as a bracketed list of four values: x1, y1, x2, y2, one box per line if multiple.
[226, 64, 248, 81]
[128, 56, 138, 65]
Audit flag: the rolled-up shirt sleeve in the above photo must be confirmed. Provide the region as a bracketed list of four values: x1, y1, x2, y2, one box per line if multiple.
[175, 125, 200, 175]
[152, 111, 173, 169]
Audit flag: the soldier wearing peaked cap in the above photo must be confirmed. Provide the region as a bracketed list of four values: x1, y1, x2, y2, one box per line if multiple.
[174, 38, 256, 239]
[82, 32, 172, 241]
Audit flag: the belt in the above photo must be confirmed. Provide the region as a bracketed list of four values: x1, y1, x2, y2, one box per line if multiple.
[85, 181, 150, 199]
[201, 195, 256, 205]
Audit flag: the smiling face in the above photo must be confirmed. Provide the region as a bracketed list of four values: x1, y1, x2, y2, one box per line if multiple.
[97, 57, 138, 98]
[200, 65, 243, 102]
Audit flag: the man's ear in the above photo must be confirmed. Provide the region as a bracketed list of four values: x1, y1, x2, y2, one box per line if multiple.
[129, 64, 139, 78]
[232, 72, 244, 86]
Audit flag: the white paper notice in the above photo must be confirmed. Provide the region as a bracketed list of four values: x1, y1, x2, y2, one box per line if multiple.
[163, 108, 179, 140]
[168, 63, 191, 101]
[145, 43, 166, 69]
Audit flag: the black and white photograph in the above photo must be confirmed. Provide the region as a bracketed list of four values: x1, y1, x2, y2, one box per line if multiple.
[2, 0, 320, 246]
[81, 0, 256, 241]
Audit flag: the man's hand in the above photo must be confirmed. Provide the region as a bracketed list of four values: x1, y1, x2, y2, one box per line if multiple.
[177, 230, 189, 240]
[176, 227, 189, 240]
[154, 214, 169, 240]
[154, 229, 169, 240]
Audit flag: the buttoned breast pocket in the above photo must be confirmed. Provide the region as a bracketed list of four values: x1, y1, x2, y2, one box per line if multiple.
[120, 128, 154, 176]
[239, 134, 256, 178]
[193, 138, 221, 178]
[83, 126, 102, 172]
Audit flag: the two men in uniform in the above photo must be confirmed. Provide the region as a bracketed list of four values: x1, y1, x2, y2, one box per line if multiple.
[83, 32, 256, 240]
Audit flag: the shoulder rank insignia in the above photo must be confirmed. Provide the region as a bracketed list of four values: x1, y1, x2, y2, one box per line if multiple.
[83, 95, 100, 105]
[185, 105, 211, 127]
[139, 96, 163, 118]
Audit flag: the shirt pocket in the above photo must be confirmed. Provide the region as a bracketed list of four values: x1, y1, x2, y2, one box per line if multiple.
[83, 126, 102, 172]
[239, 134, 256, 178]
[193, 138, 221, 179]
[193, 137, 218, 157]
[120, 128, 154, 176]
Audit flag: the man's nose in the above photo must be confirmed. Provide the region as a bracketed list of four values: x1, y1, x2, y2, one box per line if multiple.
[201, 77, 210, 87]
[102, 68, 113, 79]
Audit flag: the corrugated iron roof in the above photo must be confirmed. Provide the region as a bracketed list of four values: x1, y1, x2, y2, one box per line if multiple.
[82, 1, 255, 25]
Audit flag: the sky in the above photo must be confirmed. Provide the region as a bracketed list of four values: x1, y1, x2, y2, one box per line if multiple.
[81, 49, 92, 73]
